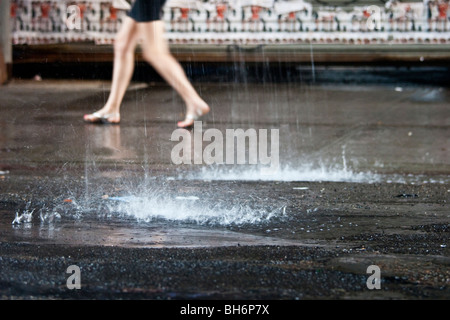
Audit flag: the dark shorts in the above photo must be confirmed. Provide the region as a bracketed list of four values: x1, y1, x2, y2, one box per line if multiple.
[127, 0, 167, 22]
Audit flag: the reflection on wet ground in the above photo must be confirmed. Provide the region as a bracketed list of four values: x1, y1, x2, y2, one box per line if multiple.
[4, 212, 319, 248]
[0, 80, 449, 247]
[0, 79, 448, 299]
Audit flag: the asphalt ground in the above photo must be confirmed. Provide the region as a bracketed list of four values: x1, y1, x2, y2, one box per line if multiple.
[0, 73, 448, 302]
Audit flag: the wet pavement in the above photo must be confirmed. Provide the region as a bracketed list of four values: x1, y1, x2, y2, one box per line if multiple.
[0, 77, 449, 300]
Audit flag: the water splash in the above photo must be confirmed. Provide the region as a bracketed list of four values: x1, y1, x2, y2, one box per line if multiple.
[180, 164, 383, 183]
[12, 209, 34, 224]
[12, 201, 35, 224]
[178, 161, 449, 185]
[104, 194, 286, 226]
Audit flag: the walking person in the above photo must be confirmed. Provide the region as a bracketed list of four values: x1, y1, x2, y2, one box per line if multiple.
[83, 0, 210, 128]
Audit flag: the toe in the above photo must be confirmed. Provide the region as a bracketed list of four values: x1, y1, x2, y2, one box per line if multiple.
[84, 114, 99, 122]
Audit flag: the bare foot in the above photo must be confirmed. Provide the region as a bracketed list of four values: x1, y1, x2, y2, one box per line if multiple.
[84, 111, 121, 124]
[177, 101, 210, 128]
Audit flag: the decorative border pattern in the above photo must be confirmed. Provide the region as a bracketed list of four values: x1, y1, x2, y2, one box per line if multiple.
[9, 0, 450, 45]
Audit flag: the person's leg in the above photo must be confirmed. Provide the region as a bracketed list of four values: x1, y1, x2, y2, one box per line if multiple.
[84, 16, 139, 123]
[137, 20, 210, 127]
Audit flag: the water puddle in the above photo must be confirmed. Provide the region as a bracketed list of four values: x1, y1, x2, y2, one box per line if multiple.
[3, 161, 447, 249]
[1, 210, 315, 248]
